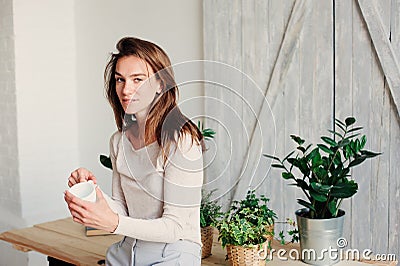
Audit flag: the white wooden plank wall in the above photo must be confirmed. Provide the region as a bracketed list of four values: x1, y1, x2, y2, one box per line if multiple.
[370, 0, 391, 255]
[203, 0, 399, 258]
[334, 0, 354, 244]
[389, 0, 400, 256]
[351, 0, 373, 252]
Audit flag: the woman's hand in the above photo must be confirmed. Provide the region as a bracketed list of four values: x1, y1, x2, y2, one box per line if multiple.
[64, 187, 119, 233]
[68, 168, 97, 187]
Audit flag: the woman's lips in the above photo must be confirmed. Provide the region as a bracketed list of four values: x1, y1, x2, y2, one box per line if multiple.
[122, 99, 138, 105]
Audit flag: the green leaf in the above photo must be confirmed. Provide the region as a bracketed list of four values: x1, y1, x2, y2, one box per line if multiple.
[331, 166, 345, 184]
[328, 129, 343, 139]
[313, 167, 328, 181]
[330, 182, 358, 198]
[295, 179, 309, 190]
[311, 182, 332, 193]
[328, 200, 337, 216]
[337, 139, 350, 148]
[317, 144, 334, 155]
[287, 158, 299, 166]
[202, 128, 216, 140]
[271, 164, 285, 169]
[321, 136, 337, 147]
[360, 135, 367, 149]
[335, 118, 346, 127]
[200, 212, 206, 227]
[100, 155, 113, 170]
[283, 151, 296, 162]
[344, 145, 352, 158]
[304, 144, 313, 153]
[356, 139, 361, 152]
[347, 126, 363, 134]
[348, 156, 367, 167]
[298, 158, 310, 176]
[263, 154, 280, 161]
[297, 199, 316, 212]
[345, 117, 356, 126]
[335, 120, 346, 132]
[306, 147, 320, 160]
[290, 135, 305, 145]
[342, 133, 361, 141]
[297, 146, 306, 153]
[360, 150, 381, 158]
[279, 231, 285, 245]
[282, 172, 295, 180]
[332, 152, 342, 165]
[310, 190, 328, 202]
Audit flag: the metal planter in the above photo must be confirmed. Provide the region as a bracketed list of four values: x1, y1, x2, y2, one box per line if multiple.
[295, 208, 345, 265]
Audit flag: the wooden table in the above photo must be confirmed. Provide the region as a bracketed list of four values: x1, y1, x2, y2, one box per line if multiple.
[0, 218, 397, 266]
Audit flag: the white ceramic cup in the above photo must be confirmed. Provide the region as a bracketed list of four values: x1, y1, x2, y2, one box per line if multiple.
[68, 180, 97, 202]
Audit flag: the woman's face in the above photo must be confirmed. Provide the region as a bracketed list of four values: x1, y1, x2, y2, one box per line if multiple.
[115, 55, 161, 117]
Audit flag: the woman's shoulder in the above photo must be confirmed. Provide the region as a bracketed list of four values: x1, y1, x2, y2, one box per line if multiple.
[109, 131, 122, 154]
[110, 130, 122, 143]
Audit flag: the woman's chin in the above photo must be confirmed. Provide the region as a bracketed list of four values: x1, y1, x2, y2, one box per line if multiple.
[125, 107, 138, 115]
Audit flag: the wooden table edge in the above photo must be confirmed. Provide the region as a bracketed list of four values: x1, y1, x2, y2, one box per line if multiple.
[0, 224, 106, 266]
[1, 231, 80, 264]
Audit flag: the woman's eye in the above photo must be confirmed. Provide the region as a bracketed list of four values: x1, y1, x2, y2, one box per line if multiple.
[133, 78, 143, 83]
[115, 77, 124, 83]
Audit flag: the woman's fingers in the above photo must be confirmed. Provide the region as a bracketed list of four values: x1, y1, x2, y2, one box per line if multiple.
[68, 176, 77, 187]
[65, 191, 88, 212]
[64, 187, 116, 231]
[95, 187, 104, 201]
[87, 175, 97, 184]
[79, 168, 93, 181]
[68, 170, 81, 186]
[68, 168, 97, 188]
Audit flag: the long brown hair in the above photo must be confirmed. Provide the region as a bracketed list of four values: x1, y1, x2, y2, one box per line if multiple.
[104, 37, 202, 159]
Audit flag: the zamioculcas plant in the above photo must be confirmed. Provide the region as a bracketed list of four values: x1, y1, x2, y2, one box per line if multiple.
[264, 117, 381, 219]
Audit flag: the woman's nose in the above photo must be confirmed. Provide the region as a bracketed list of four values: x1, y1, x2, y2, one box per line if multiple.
[122, 80, 137, 95]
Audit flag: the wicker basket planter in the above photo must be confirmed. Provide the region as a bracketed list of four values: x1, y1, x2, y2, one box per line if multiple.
[216, 191, 277, 266]
[201, 226, 214, 259]
[226, 242, 267, 266]
[225, 225, 273, 266]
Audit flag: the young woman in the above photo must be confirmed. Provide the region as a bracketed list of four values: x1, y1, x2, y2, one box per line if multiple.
[64, 37, 204, 265]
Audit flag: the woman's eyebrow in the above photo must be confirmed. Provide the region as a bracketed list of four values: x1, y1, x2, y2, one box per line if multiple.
[115, 71, 147, 77]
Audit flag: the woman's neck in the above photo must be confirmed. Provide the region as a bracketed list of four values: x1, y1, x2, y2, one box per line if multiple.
[136, 121, 146, 141]
[126, 120, 156, 146]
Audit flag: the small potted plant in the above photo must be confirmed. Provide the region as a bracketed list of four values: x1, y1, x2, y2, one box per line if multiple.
[215, 190, 277, 266]
[200, 189, 223, 258]
[264, 117, 380, 265]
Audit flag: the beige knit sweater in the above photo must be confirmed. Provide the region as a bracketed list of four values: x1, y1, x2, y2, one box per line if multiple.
[103, 131, 203, 245]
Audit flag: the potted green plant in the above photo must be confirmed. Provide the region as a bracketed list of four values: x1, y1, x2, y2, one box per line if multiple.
[200, 189, 223, 258]
[264, 117, 380, 265]
[216, 190, 277, 266]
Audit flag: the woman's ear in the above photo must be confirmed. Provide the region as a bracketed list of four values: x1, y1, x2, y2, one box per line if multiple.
[156, 81, 163, 94]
